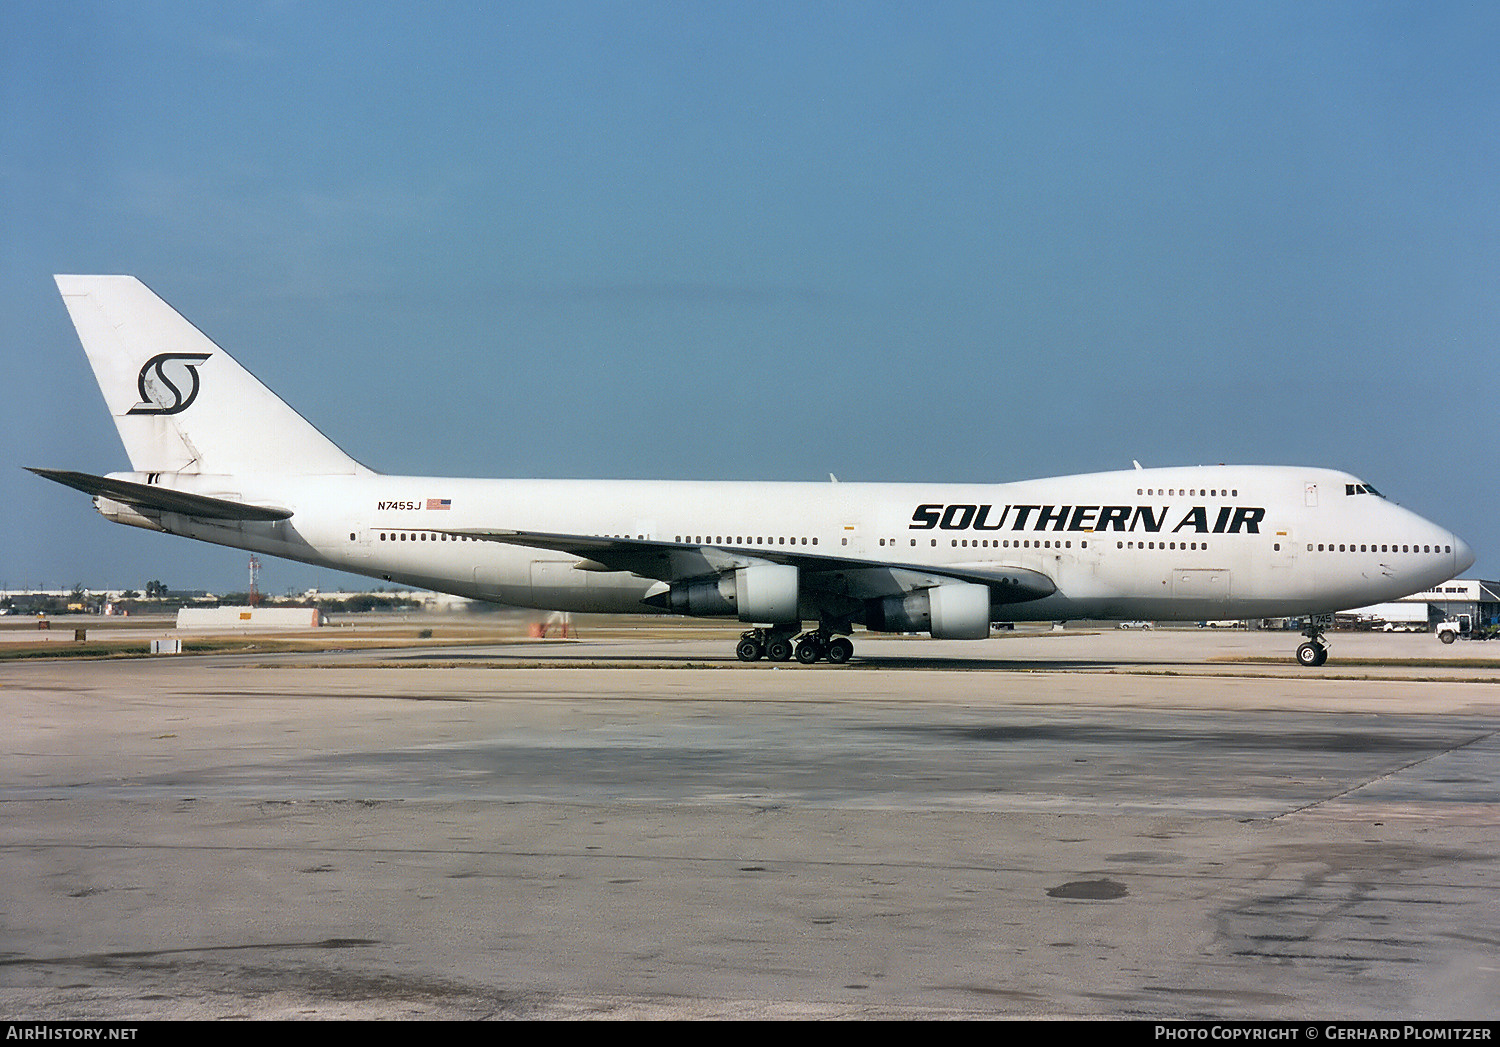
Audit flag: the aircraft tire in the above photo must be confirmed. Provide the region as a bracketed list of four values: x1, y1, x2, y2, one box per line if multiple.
[1296, 642, 1326, 667]
[825, 637, 854, 664]
[794, 638, 823, 664]
[765, 636, 794, 662]
[736, 638, 763, 662]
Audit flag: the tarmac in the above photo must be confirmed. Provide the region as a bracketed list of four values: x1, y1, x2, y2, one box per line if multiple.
[1, 624, 1497, 1019]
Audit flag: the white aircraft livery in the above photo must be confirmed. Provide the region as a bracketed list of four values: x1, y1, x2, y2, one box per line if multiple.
[35, 275, 1475, 667]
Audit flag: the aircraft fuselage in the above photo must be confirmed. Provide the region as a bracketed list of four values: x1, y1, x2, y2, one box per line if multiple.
[40, 275, 1474, 666]
[96, 464, 1468, 624]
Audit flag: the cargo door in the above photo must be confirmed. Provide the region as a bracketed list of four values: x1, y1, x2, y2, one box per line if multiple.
[1172, 568, 1230, 603]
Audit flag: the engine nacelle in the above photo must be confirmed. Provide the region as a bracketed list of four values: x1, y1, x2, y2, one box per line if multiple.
[655, 564, 800, 624]
[865, 580, 992, 639]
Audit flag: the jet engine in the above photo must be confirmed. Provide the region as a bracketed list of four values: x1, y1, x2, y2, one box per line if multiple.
[865, 580, 992, 639]
[649, 564, 800, 624]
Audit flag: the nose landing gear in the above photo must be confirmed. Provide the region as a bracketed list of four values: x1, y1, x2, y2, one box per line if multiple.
[1295, 614, 1332, 667]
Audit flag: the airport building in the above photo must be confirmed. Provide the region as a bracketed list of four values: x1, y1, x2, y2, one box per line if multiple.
[1408, 578, 1500, 626]
[1352, 578, 1500, 629]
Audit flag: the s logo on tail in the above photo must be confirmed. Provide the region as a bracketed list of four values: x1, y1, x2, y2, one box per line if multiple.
[127, 352, 211, 415]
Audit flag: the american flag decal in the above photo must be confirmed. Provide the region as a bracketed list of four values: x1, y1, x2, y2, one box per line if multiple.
[427, 498, 451, 510]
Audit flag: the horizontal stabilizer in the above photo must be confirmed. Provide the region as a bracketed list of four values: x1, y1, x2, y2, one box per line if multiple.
[28, 468, 293, 521]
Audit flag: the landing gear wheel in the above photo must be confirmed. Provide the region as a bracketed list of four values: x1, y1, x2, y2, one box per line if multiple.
[825, 637, 854, 664]
[1295, 614, 1332, 667]
[736, 638, 764, 662]
[765, 636, 794, 662]
[1296, 642, 1327, 667]
[795, 638, 823, 664]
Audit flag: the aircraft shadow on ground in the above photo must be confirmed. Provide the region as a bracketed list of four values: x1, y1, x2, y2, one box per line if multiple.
[386, 649, 1139, 672]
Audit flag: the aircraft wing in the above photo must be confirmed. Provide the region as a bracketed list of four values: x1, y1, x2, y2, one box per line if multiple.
[442, 528, 1056, 604]
[27, 468, 294, 521]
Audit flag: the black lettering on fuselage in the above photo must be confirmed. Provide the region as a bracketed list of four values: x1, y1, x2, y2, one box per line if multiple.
[909, 502, 1265, 535]
[973, 504, 1008, 530]
[940, 504, 976, 529]
[1173, 507, 1209, 533]
[1229, 506, 1264, 533]
[1035, 505, 1070, 531]
[910, 504, 942, 530]
[1131, 506, 1166, 532]
[1097, 506, 1132, 531]
[1069, 506, 1099, 531]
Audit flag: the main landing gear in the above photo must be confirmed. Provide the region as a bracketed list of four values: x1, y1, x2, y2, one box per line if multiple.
[1296, 614, 1332, 667]
[736, 626, 854, 665]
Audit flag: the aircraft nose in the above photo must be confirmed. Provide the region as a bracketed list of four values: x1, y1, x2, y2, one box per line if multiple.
[1453, 533, 1476, 575]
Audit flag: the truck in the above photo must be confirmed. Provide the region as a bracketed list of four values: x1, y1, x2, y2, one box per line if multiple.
[1435, 614, 1500, 643]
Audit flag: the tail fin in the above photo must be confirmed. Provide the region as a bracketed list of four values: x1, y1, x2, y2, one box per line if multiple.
[54, 275, 370, 476]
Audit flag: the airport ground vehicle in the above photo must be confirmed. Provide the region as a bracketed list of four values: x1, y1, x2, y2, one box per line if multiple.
[1436, 615, 1499, 643]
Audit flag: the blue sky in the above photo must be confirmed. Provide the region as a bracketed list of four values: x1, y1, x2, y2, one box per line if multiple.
[3, 1, 1497, 594]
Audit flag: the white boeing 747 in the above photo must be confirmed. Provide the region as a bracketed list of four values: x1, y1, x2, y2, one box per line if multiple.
[33, 276, 1474, 666]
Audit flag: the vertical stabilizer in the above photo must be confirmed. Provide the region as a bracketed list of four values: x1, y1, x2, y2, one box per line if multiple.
[55, 275, 370, 476]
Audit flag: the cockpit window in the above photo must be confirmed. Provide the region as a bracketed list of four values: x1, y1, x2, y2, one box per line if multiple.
[1345, 483, 1385, 498]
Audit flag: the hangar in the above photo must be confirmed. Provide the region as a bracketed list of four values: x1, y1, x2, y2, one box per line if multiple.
[1351, 578, 1500, 630]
